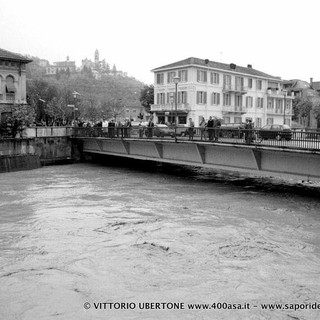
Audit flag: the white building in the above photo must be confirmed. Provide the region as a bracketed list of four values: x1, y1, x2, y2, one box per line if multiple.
[0, 48, 32, 121]
[151, 57, 294, 127]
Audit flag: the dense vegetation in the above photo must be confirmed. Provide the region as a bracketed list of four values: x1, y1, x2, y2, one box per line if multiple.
[25, 56, 148, 126]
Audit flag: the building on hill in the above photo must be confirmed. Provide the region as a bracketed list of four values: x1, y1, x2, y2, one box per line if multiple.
[81, 49, 127, 78]
[45, 56, 76, 75]
[151, 57, 294, 127]
[0, 48, 32, 122]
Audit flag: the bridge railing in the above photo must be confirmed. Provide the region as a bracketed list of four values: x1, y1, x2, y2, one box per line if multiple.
[71, 126, 320, 151]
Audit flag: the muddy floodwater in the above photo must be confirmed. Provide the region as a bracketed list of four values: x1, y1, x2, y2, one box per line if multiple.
[0, 161, 320, 320]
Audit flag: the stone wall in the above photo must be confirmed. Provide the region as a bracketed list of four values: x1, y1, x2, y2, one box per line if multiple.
[0, 136, 72, 173]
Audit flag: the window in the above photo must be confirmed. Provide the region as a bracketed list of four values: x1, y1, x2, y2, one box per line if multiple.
[196, 91, 207, 104]
[156, 93, 165, 104]
[5, 76, 16, 93]
[178, 70, 188, 82]
[235, 77, 244, 90]
[235, 95, 242, 107]
[248, 78, 253, 89]
[224, 117, 230, 124]
[234, 117, 242, 123]
[256, 80, 262, 90]
[223, 93, 231, 106]
[210, 72, 219, 84]
[223, 75, 231, 89]
[267, 118, 274, 125]
[246, 96, 253, 108]
[178, 116, 187, 124]
[167, 92, 175, 104]
[267, 98, 274, 109]
[255, 118, 262, 128]
[167, 71, 176, 83]
[178, 91, 187, 104]
[211, 92, 220, 105]
[257, 97, 263, 108]
[197, 70, 207, 82]
[156, 73, 164, 85]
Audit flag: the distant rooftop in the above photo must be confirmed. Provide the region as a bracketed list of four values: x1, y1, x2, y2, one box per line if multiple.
[0, 48, 32, 63]
[152, 57, 281, 80]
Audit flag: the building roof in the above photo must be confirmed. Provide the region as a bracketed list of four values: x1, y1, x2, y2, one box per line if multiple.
[312, 81, 320, 91]
[0, 48, 32, 63]
[151, 57, 281, 80]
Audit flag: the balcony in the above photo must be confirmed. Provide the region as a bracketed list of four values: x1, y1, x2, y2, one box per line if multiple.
[223, 84, 247, 94]
[267, 89, 295, 99]
[267, 108, 293, 116]
[150, 103, 191, 112]
[5, 93, 15, 103]
[222, 105, 247, 114]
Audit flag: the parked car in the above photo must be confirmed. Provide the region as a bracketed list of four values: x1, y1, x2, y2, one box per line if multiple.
[220, 123, 246, 138]
[257, 124, 292, 141]
[146, 124, 175, 137]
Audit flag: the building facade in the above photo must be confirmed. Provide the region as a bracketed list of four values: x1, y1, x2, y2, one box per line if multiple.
[151, 57, 294, 127]
[0, 48, 32, 122]
[45, 56, 76, 75]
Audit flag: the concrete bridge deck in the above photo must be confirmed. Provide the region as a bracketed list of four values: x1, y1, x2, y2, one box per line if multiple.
[75, 136, 320, 181]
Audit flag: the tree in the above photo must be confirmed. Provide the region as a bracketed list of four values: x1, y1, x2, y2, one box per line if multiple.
[6, 104, 36, 137]
[112, 64, 117, 76]
[102, 100, 125, 121]
[139, 85, 154, 113]
[313, 100, 320, 129]
[299, 99, 313, 127]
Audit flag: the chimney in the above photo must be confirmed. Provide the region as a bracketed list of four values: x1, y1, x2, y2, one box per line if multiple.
[247, 64, 252, 68]
[310, 78, 313, 86]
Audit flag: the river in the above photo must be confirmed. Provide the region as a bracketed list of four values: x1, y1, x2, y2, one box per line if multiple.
[0, 160, 320, 320]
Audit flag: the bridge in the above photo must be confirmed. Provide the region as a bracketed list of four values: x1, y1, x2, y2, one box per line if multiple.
[71, 127, 320, 181]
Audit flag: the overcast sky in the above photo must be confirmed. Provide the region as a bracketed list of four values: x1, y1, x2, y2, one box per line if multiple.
[0, 0, 319, 84]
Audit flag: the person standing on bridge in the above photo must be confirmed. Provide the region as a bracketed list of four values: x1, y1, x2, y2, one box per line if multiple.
[207, 116, 214, 141]
[199, 116, 207, 141]
[213, 117, 221, 142]
[147, 118, 154, 138]
[188, 118, 195, 141]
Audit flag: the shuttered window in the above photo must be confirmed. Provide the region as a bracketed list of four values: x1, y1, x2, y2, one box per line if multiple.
[211, 92, 220, 105]
[210, 72, 219, 84]
[156, 73, 164, 85]
[178, 70, 188, 82]
[196, 91, 207, 104]
[197, 70, 207, 83]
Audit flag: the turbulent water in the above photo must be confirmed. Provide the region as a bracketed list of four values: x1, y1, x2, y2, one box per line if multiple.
[0, 160, 320, 320]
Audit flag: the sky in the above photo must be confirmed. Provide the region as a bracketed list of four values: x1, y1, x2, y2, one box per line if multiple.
[0, 0, 319, 84]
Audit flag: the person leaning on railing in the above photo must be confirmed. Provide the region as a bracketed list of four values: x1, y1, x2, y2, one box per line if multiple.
[207, 116, 214, 141]
[199, 117, 207, 141]
[244, 119, 254, 143]
[147, 118, 154, 138]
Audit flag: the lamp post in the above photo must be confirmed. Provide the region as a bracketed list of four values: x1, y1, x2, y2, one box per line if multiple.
[72, 91, 80, 123]
[282, 90, 287, 125]
[173, 75, 180, 142]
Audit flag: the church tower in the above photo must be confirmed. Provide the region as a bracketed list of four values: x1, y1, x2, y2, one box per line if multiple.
[94, 49, 99, 65]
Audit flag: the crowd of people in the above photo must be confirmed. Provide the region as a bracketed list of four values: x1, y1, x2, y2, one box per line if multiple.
[72, 116, 255, 143]
[197, 116, 222, 142]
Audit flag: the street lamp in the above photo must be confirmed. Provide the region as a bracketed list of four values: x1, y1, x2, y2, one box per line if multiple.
[72, 91, 80, 123]
[282, 90, 287, 125]
[173, 75, 180, 142]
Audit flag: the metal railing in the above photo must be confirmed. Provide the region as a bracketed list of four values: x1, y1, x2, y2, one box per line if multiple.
[71, 126, 320, 151]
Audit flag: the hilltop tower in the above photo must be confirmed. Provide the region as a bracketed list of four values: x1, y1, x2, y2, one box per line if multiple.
[94, 49, 99, 65]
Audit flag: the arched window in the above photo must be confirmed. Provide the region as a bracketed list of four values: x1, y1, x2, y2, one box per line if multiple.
[6, 75, 16, 93]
